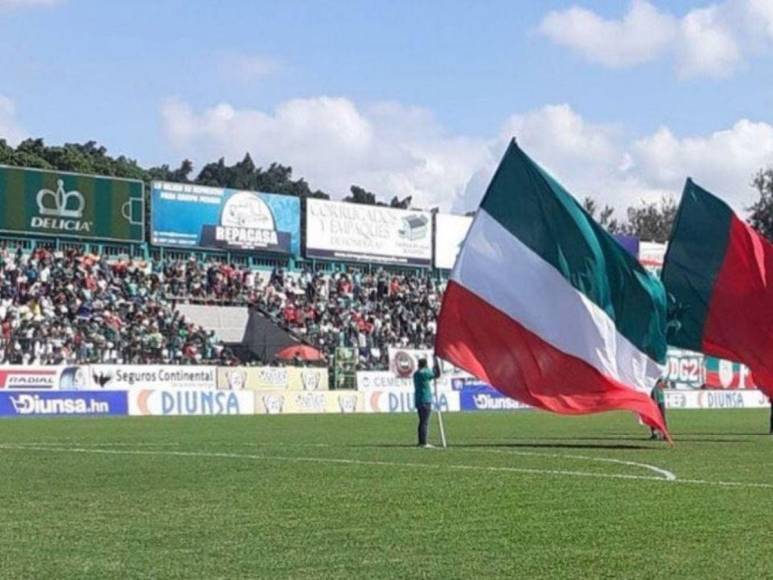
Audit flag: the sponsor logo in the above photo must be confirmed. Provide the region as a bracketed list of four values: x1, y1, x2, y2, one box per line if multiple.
[259, 367, 288, 389]
[0, 391, 127, 417]
[699, 391, 746, 409]
[293, 392, 327, 413]
[392, 351, 416, 378]
[135, 389, 247, 416]
[368, 391, 451, 413]
[262, 394, 285, 415]
[300, 370, 321, 391]
[92, 366, 216, 389]
[398, 214, 429, 241]
[459, 385, 530, 412]
[338, 393, 359, 413]
[215, 192, 278, 249]
[224, 369, 247, 390]
[32, 180, 92, 233]
[0, 369, 57, 389]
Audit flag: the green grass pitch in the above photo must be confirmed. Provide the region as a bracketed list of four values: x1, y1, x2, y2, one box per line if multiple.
[0, 409, 771, 578]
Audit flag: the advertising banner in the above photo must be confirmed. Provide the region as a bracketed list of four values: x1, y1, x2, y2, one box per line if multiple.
[128, 389, 254, 416]
[0, 166, 144, 242]
[305, 199, 432, 267]
[435, 213, 472, 269]
[704, 357, 757, 389]
[217, 367, 329, 391]
[356, 371, 414, 390]
[639, 241, 667, 274]
[0, 391, 127, 417]
[0, 366, 89, 390]
[387, 347, 467, 378]
[90, 365, 217, 390]
[664, 389, 770, 410]
[362, 388, 460, 413]
[664, 349, 705, 389]
[254, 390, 362, 415]
[151, 181, 300, 255]
[458, 384, 532, 412]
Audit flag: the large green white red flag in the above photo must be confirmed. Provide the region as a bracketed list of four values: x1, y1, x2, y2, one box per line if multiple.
[661, 179, 773, 399]
[435, 140, 670, 435]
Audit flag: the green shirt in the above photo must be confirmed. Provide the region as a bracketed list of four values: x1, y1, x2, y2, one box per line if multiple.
[413, 368, 435, 407]
[651, 384, 665, 405]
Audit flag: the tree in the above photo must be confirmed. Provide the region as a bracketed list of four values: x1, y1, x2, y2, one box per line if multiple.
[623, 196, 677, 243]
[748, 168, 773, 243]
[581, 196, 621, 233]
[345, 185, 378, 205]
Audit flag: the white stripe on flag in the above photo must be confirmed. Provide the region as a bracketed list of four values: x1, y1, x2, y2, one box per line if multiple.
[450, 209, 662, 394]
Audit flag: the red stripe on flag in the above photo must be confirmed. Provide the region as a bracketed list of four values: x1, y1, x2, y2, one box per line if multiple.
[436, 281, 669, 436]
[702, 216, 773, 398]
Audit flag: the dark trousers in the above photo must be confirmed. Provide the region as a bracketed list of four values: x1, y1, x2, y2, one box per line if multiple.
[651, 402, 667, 437]
[770, 404, 772, 434]
[417, 403, 432, 445]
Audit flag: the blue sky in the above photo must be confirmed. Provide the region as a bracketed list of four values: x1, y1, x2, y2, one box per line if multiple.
[1, 0, 772, 213]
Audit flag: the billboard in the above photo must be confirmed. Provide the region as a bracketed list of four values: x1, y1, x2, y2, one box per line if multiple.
[362, 388, 460, 413]
[305, 199, 432, 267]
[435, 213, 472, 269]
[0, 366, 88, 390]
[217, 366, 329, 391]
[0, 166, 144, 242]
[0, 391, 127, 417]
[151, 181, 300, 255]
[128, 389, 254, 416]
[90, 365, 217, 390]
[664, 349, 705, 389]
[458, 384, 532, 411]
[254, 390, 362, 415]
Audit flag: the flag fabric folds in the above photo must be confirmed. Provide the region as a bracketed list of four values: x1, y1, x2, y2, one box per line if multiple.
[435, 140, 670, 435]
[661, 179, 773, 399]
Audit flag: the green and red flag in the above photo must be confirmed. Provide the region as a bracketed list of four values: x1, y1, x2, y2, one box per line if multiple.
[662, 179, 773, 398]
[435, 140, 670, 436]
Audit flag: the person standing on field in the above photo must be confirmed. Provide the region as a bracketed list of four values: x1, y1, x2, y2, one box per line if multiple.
[650, 378, 667, 440]
[414, 357, 440, 448]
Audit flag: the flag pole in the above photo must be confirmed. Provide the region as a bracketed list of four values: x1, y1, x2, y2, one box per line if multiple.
[433, 356, 448, 448]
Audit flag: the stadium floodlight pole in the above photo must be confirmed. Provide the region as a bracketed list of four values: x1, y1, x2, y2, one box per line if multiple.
[433, 355, 448, 449]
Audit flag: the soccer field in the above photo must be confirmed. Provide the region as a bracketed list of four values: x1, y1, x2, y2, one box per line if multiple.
[0, 410, 771, 579]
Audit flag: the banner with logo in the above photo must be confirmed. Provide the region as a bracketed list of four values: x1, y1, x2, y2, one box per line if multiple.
[458, 384, 532, 411]
[435, 213, 472, 269]
[90, 365, 217, 390]
[150, 181, 301, 255]
[0, 391, 127, 417]
[305, 199, 432, 267]
[128, 389, 254, 416]
[664, 349, 705, 389]
[0, 366, 90, 390]
[704, 357, 757, 389]
[664, 389, 770, 410]
[217, 367, 329, 391]
[254, 390, 362, 415]
[0, 166, 144, 242]
[362, 388, 460, 413]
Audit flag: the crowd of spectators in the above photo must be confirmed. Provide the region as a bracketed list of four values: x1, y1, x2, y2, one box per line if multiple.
[0, 247, 444, 368]
[0, 248, 232, 365]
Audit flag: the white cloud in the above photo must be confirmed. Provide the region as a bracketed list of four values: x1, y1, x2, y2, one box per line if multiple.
[161, 97, 772, 216]
[220, 54, 281, 82]
[539, 0, 676, 68]
[0, 95, 25, 145]
[161, 96, 489, 210]
[539, 0, 773, 79]
[676, 5, 741, 78]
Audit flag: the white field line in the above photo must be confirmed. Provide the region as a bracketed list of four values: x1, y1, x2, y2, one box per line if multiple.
[0, 444, 672, 484]
[2, 441, 675, 480]
[4, 443, 773, 489]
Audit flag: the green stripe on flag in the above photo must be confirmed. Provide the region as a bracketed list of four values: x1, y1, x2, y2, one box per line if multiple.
[480, 140, 667, 362]
[661, 179, 733, 351]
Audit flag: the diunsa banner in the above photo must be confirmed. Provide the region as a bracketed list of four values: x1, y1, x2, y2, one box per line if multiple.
[305, 199, 432, 267]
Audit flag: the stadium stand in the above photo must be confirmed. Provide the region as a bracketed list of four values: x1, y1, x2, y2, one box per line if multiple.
[0, 246, 443, 368]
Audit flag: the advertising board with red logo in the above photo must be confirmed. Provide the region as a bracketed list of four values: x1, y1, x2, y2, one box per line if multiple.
[0, 366, 88, 390]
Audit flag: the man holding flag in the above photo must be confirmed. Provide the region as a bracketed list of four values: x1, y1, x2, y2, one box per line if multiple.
[435, 139, 670, 439]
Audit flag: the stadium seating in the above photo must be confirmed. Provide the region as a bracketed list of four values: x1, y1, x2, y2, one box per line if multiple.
[0, 246, 443, 368]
